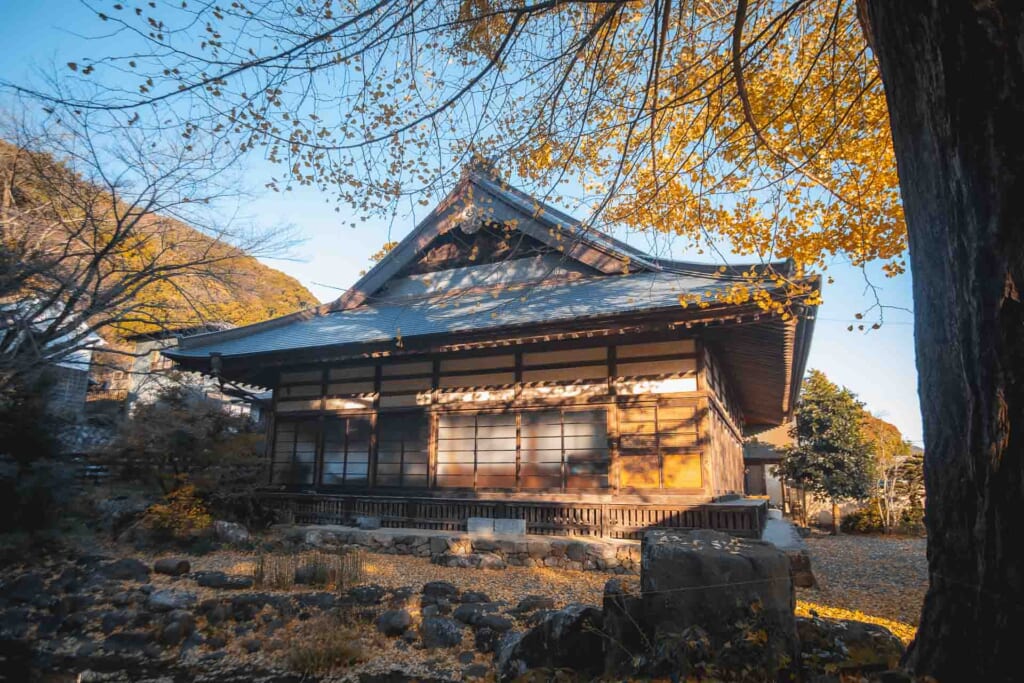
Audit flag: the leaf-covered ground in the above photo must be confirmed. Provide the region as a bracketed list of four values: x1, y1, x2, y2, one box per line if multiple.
[797, 533, 927, 644]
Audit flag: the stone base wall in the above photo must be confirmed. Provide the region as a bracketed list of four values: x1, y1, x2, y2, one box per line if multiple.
[286, 525, 643, 574]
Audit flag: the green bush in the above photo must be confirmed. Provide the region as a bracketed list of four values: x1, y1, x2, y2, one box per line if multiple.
[840, 504, 885, 534]
[898, 505, 926, 535]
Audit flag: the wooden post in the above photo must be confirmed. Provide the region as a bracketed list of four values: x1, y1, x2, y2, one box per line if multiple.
[368, 363, 381, 489]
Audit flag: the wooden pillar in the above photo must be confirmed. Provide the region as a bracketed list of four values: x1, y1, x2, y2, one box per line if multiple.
[368, 363, 381, 489]
[428, 359, 440, 489]
[607, 345, 620, 494]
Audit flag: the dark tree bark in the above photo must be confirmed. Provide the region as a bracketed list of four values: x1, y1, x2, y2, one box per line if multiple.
[865, 2, 1024, 680]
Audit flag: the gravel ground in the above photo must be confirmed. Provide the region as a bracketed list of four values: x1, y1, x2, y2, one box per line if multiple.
[115, 546, 640, 680]
[79, 529, 927, 676]
[798, 533, 927, 641]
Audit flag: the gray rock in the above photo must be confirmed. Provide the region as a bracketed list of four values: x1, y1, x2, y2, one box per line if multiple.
[212, 520, 250, 545]
[460, 591, 491, 604]
[96, 496, 151, 534]
[303, 528, 338, 548]
[0, 572, 45, 604]
[97, 559, 151, 583]
[146, 589, 197, 612]
[601, 578, 645, 675]
[640, 529, 798, 677]
[797, 616, 906, 673]
[202, 601, 231, 625]
[453, 602, 501, 626]
[194, 571, 254, 590]
[464, 663, 491, 680]
[100, 609, 136, 634]
[158, 610, 195, 646]
[513, 595, 555, 613]
[566, 541, 588, 562]
[153, 558, 191, 576]
[422, 580, 459, 601]
[473, 538, 499, 552]
[419, 616, 464, 649]
[387, 586, 416, 608]
[476, 614, 513, 632]
[496, 604, 604, 681]
[477, 553, 506, 570]
[346, 584, 385, 605]
[474, 626, 501, 653]
[102, 630, 153, 653]
[110, 590, 141, 607]
[376, 609, 413, 637]
[240, 637, 262, 653]
[0, 607, 31, 639]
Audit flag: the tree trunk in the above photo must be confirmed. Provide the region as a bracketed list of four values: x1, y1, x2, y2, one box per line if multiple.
[865, 2, 1024, 680]
[831, 500, 840, 535]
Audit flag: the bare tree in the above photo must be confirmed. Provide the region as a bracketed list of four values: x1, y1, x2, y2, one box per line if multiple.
[0, 105, 293, 395]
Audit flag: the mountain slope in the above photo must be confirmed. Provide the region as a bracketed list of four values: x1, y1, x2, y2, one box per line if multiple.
[1, 138, 318, 340]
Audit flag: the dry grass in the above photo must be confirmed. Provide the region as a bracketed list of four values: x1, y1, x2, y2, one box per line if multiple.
[284, 614, 371, 675]
[253, 549, 366, 590]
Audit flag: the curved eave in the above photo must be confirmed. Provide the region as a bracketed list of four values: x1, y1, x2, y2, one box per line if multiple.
[165, 301, 817, 427]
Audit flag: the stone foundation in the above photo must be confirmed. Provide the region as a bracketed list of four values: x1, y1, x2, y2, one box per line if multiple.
[284, 525, 643, 574]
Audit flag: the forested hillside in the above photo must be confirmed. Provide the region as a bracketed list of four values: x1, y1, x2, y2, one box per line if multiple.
[1, 139, 317, 341]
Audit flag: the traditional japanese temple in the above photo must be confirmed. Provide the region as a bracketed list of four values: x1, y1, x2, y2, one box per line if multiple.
[165, 167, 817, 538]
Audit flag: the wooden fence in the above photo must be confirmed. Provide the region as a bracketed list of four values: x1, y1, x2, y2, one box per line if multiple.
[259, 492, 767, 540]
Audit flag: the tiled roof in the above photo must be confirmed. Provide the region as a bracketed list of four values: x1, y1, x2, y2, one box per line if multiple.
[166, 261, 732, 359]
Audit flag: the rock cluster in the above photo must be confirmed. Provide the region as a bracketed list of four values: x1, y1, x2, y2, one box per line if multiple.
[0, 529, 902, 683]
[291, 525, 642, 573]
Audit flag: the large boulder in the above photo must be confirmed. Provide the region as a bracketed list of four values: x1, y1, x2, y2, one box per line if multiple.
[496, 604, 604, 681]
[640, 529, 799, 678]
[797, 616, 906, 674]
[601, 579, 646, 676]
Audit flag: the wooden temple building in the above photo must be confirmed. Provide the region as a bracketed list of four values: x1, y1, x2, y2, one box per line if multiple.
[165, 168, 817, 538]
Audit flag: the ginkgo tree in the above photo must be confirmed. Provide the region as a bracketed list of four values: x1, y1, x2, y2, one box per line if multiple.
[5, 0, 1022, 679]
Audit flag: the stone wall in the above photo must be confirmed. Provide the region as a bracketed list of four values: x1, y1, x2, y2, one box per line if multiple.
[287, 525, 643, 574]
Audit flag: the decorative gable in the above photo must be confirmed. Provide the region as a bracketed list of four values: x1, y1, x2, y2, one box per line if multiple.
[328, 168, 654, 311]
[395, 220, 556, 277]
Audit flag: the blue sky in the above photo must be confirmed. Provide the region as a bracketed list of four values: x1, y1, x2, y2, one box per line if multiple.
[0, 2, 923, 445]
